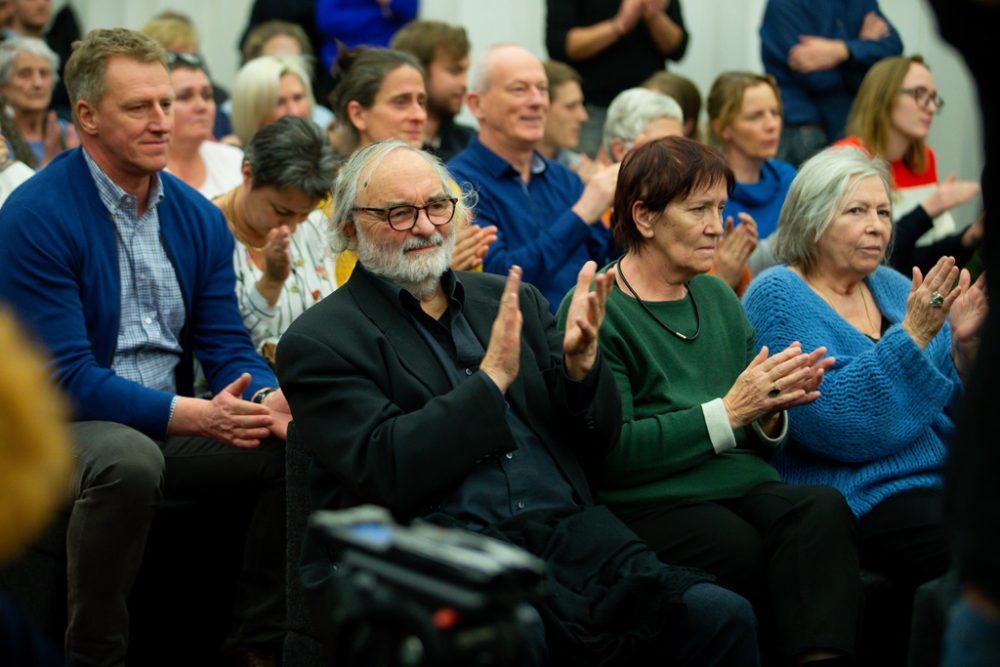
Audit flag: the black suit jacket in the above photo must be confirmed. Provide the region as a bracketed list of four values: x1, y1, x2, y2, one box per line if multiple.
[276, 265, 621, 643]
[276, 265, 621, 523]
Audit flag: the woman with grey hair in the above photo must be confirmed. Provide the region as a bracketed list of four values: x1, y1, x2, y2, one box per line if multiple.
[744, 145, 987, 651]
[0, 36, 77, 168]
[601, 86, 684, 162]
[214, 115, 338, 363]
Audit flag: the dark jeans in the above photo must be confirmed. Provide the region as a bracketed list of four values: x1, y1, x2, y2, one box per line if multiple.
[65, 421, 285, 666]
[619, 482, 861, 661]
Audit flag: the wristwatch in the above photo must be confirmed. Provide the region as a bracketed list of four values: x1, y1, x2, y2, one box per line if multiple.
[251, 387, 278, 404]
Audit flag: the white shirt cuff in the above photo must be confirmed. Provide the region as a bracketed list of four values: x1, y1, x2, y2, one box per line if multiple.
[167, 395, 178, 429]
[752, 411, 788, 448]
[702, 398, 737, 453]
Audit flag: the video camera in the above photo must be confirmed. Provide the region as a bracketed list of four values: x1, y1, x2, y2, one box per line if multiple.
[308, 505, 546, 666]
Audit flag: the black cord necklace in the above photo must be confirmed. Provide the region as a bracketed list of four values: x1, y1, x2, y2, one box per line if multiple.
[615, 256, 700, 341]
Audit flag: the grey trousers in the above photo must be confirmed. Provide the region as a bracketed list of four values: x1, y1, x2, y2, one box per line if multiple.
[65, 421, 285, 667]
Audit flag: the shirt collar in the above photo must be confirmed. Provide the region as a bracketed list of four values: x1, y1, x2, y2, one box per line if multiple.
[83, 147, 165, 215]
[361, 262, 465, 316]
[468, 134, 548, 180]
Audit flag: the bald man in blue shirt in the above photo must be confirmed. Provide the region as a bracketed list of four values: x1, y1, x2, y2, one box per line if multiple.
[448, 44, 621, 311]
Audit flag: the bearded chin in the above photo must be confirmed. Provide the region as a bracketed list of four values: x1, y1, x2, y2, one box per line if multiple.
[354, 227, 455, 299]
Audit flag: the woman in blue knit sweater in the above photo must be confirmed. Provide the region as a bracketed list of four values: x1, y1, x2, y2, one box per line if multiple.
[744, 145, 987, 645]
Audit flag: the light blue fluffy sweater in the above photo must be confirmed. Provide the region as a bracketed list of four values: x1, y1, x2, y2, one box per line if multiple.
[743, 265, 962, 518]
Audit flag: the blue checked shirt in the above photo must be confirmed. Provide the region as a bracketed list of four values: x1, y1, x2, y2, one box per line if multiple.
[84, 150, 185, 396]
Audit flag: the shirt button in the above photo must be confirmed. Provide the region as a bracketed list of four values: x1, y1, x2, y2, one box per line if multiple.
[139, 273, 147, 280]
[505, 452, 514, 460]
[516, 500, 526, 510]
[143, 317, 152, 324]
[465, 368, 473, 376]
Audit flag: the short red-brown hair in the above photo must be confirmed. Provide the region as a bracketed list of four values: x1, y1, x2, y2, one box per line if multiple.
[613, 136, 734, 253]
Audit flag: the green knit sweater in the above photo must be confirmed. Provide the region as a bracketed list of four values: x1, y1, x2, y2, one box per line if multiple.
[558, 272, 783, 510]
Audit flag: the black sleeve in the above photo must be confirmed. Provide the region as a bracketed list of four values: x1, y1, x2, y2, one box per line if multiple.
[911, 232, 976, 275]
[888, 205, 933, 274]
[665, 0, 689, 62]
[545, 0, 576, 62]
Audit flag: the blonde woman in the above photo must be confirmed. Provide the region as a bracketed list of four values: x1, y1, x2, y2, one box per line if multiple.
[228, 54, 331, 146]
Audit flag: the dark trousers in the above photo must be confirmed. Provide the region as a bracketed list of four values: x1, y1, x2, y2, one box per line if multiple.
[619, 482, 861, 662]
[859, 488, 949, 590]
[858, 487, 950, 666]
[65, 421, 285, 667]
[404, 505, 760, 666]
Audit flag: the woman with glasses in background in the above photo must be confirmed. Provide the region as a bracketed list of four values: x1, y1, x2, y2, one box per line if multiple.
[165, 52, 245, 199]
[839, 55, 982, 274]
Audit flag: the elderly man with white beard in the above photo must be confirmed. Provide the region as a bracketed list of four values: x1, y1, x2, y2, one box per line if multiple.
[275, 140, 760, 665]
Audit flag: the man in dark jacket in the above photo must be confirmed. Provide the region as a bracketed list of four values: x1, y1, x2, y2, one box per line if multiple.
[276, 139, 760, 665]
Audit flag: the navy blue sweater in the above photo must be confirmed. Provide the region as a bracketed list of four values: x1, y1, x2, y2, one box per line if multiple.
[0, 148, 275, 439]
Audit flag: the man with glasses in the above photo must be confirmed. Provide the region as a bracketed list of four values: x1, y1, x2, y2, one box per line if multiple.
[760, 0, 903, 166]
[276, 139, 761, 666]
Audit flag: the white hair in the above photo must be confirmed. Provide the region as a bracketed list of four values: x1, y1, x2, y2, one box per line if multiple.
[467, 43, 535, 94]
[773, 145, 893, 272]
[602, 87, 684, 153]
[329, 139, 464, 253]
[331, 140, 462, 296]
[0, 37, 60, 90]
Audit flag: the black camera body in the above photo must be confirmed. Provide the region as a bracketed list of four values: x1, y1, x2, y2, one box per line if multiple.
[308, 506, 545, 666]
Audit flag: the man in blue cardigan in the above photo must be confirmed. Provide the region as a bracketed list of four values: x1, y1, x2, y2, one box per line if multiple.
[0, 29, 288, 666]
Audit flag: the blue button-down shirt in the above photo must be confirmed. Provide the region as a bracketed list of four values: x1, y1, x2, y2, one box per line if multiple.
[448, 136, 617, 311]
[84, 150, 185, 395]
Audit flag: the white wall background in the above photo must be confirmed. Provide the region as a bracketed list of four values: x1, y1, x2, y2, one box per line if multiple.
[58, 0, 983, 223]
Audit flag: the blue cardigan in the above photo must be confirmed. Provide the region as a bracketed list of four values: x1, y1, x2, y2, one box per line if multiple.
[743, 265, 961, 517]
[0, 148, 276, 439]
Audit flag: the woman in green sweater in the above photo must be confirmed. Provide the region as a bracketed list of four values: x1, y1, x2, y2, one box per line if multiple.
[558, 136, 861, 666]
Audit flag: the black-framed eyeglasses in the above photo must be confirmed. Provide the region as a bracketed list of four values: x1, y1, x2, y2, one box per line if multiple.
[167, 52, 207, 71]
[899, 86, 945, 112]
[352, 197, 458, 231]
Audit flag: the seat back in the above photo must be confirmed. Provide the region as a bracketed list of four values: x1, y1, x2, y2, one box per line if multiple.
[284, 423, 334, 666]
